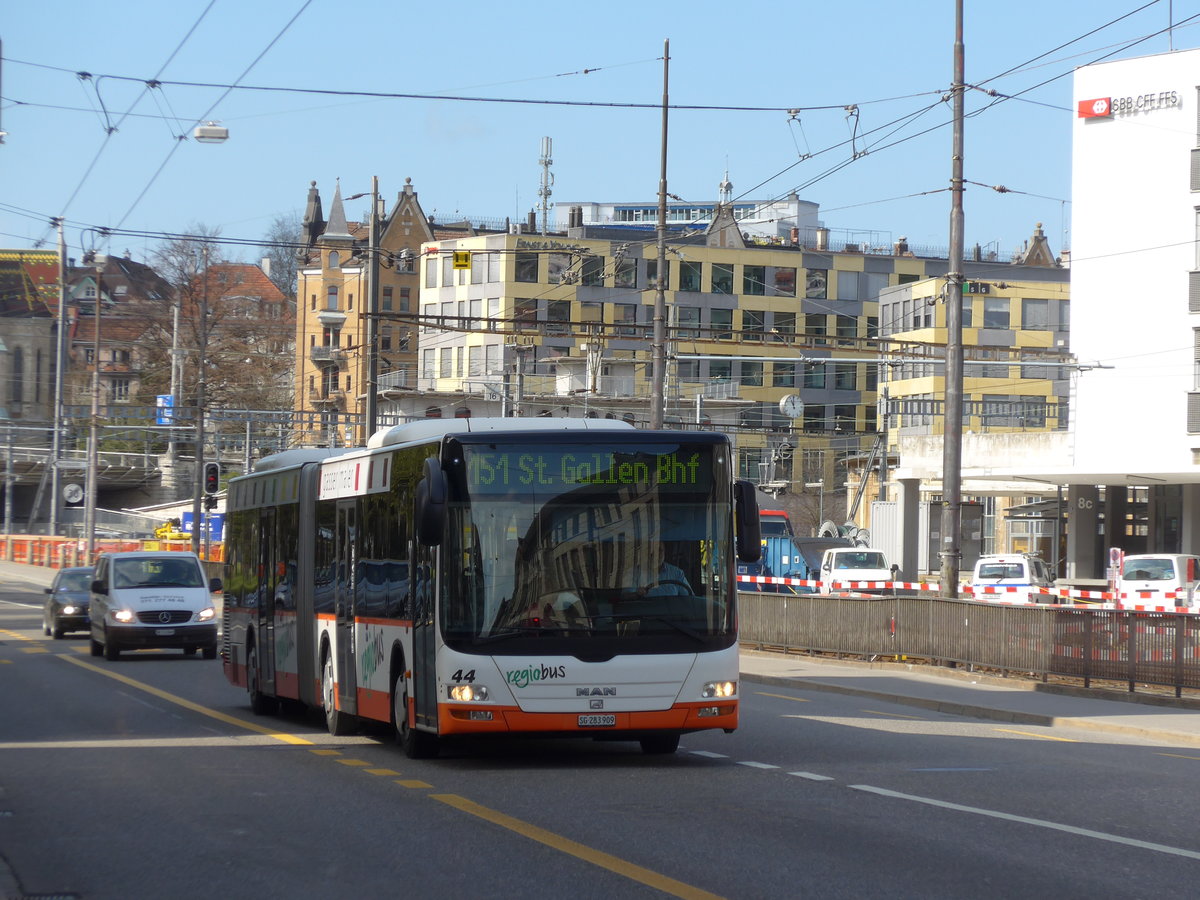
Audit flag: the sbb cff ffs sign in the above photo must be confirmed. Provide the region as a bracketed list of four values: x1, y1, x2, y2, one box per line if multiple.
[1078, 97, 1111, 118]
[1078, 91, 1179, 118]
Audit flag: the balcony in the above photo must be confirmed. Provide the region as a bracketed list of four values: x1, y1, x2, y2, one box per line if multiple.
[308, 386, 344, 407]
[309, 345, 346, 367]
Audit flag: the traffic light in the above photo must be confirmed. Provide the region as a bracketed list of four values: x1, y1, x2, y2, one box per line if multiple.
[203, 462, 220, 495]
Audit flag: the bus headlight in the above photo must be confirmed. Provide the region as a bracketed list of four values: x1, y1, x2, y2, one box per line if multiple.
[702, 680, 736, 699]
[196, 606, 216, 622]
[448, 684, 489, 702]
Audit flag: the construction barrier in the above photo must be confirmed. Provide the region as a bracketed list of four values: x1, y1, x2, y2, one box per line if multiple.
[2, 534, 224, 568]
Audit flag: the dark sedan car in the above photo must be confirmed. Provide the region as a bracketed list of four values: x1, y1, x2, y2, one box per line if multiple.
[43, 566, 93, 639]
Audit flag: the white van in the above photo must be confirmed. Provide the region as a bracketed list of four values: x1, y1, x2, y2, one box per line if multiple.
[819, 547, 896, 593]
[88, 551, 222, 660]
[969, 554, 1055, 603]
[1118, 554, 1200, 607]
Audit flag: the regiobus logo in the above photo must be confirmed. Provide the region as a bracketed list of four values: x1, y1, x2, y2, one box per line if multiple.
[505, 663, 567, 689]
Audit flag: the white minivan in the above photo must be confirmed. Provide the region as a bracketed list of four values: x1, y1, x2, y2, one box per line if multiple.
[819, 547, 897, 593]
[969, 554, 1056, 603]
[89, 551, 222, 660]
[1118, 554, 1200, 607]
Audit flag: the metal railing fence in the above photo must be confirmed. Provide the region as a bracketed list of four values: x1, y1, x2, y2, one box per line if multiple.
[738, 592, 1200, 696]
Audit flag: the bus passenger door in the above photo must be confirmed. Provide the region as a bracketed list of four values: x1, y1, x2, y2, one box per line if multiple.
[335, 501, 358, 715]
[412, 543, 438, 733]
[256, 508, 277, 696]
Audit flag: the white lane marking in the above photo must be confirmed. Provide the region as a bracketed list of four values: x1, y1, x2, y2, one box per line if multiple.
[790, 772, 834, 781]
[849, 784, 1200, 860]
[737, 761, 780, 769]
[689, 750, 728, 759]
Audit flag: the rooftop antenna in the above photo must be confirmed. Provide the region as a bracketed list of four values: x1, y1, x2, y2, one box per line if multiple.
[538, 136, 554, 235]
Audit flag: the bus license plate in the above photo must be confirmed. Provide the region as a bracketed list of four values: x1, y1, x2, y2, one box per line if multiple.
[578, 714, 616, 727]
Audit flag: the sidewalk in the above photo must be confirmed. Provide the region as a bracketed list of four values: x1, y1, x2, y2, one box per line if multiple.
[5, 559, 1200, 748]
[740, 649, 1200, 748]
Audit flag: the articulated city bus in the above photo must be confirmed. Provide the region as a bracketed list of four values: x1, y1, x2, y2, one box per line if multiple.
[222, 417, 761, 757]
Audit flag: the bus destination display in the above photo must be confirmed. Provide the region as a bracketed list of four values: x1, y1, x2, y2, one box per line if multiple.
[465, 446, 711, 494]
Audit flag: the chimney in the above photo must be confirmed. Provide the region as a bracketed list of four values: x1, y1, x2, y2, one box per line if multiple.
[260, 257, 271, 277]
[815, 227, 829, 251]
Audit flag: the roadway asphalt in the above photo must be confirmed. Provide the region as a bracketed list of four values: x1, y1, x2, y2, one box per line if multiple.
[6, 558, 1200, 750]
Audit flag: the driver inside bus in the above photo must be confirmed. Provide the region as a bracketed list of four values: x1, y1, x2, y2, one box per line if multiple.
[634, 557, 693, 597]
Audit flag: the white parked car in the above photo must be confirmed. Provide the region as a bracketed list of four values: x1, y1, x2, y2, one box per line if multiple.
[1118, 553, 1200, 606]
[969, 554, 1055, 603]
[819, 548, 897, 594]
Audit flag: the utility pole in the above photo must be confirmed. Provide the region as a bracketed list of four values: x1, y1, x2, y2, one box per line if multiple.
[191, 245, 209, 556]
[649, 38, 670, 430]
[50, 218, 67, 536]
[939, 0, 966, 599]
[365, 175, 380, 441]
[83, 260, 102, 563]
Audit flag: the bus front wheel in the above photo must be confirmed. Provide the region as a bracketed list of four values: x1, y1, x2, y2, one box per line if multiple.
[392, 671, 438, 759]
[247, 646, 278, 716]
[640, 733, 680, 755]
[321, 652, 355, 736]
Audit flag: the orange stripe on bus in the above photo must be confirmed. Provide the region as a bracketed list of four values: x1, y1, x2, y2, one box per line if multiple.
[435, 702, 737, 735]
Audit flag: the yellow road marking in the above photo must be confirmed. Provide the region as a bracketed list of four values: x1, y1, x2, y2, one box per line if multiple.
[59, 655, 314, 746]
[862, 709, 924, 720]
[995, 728, 1078, 743]
[22, 647, 49, 653]
[336, 758, 372, 767]
[309, 748, 341, 756]
[756, 692, 809, 703]
[58, 653, 725, 897]
[366, 768, 399, 776]
[1159, 753, 1200, 761]
[432, 794, 726, 900]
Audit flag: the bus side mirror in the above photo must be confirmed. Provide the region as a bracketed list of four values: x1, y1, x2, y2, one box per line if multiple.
[734, 480, 762, 563]
[416, 456, 447, 546]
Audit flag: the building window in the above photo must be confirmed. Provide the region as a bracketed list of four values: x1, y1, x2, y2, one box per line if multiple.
[772, 312, 796, 342]
[581, 256, 605, 286]
[546, 300, 571, 334]
[806, 313, 827, 345]
[310, 294, 316, 311]
[743, 265, 766, 296]
[741, 362, 763, 387]
[806, 269, 827, 299]
[1021, 298, 1049, 330]
[773, 267, 796, 297]
[328, 251, 340, 269]
[614, 258, 636, 289]
[425, 258, 437, 289]
[983, 298, 1010, 329]
[485, 344, 501, 375]
[772, 362, 797, 388]
[399, 287, 411, 311]
[646, 259, 669, 290]
[382, 286, 393, 312]
[677, 359, 700, 381]
[836, 271, 860, 301]
[514, 298, 537, 329]
[679, 261, 702, 292]
[709, 359, 732, 383]
[710, 308, 733, 340]
[326, 286, 338, 310]
[675, 305, 700, 338]
[455, 346, 464, 378]
[486, 252, 500, 282]
[398, 330, 410, 351]
[471, 253, 485, 285]
[614, 303, 637, 336]
[468, 345, 482, 377]
[381, 326, 392, 351]
[10, 347, 22, 404]
[961, 296, 973, 328]
[442, 254, 454, 286]
[833, 363, 856, 391]
[742, 309, 765, 341]
[439, 348, 453, 378]
[111, 377, 130, 402]
[515, 252, 539, 283]
[422, 349, 435, 378]
[836, 314, 858, 344]
[711, 263, 734, 294]
[804, 364, 826, 389]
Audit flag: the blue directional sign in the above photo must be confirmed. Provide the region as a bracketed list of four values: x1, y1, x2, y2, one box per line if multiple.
[156, 394, 174, 425]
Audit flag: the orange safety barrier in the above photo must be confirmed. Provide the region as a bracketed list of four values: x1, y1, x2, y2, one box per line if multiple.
[2, 535, 223, 569]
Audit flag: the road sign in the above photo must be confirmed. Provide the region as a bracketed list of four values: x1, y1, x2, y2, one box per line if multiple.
[452, 251, 471, 270]
[156, 394, 174, 425]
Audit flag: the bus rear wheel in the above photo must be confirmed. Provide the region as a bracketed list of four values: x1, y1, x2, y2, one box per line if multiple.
[321, 652, 355, 736]
[247, 646, 278, 716]
[392, 671, 438, 759]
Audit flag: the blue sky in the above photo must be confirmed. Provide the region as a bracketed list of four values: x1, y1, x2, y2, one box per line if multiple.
[1, 0, 1195, 265]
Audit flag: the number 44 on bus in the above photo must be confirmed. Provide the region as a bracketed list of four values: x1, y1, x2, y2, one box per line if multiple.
[221, 417, 762, 757]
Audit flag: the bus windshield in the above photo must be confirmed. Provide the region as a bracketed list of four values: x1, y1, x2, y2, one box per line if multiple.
[441, 440, 733, 651]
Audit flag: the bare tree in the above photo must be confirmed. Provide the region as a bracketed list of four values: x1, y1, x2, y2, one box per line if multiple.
[260, 212, 301, 299]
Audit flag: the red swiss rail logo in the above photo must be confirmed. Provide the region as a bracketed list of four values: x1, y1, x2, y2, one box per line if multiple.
[1078, 97, 1112, 118]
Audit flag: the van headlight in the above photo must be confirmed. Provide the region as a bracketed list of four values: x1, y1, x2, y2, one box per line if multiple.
[112, 609, 135, 623]
[702, 680, 736, 698]
[196, 606, 216, 622]
[448, 684, 489, 702]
